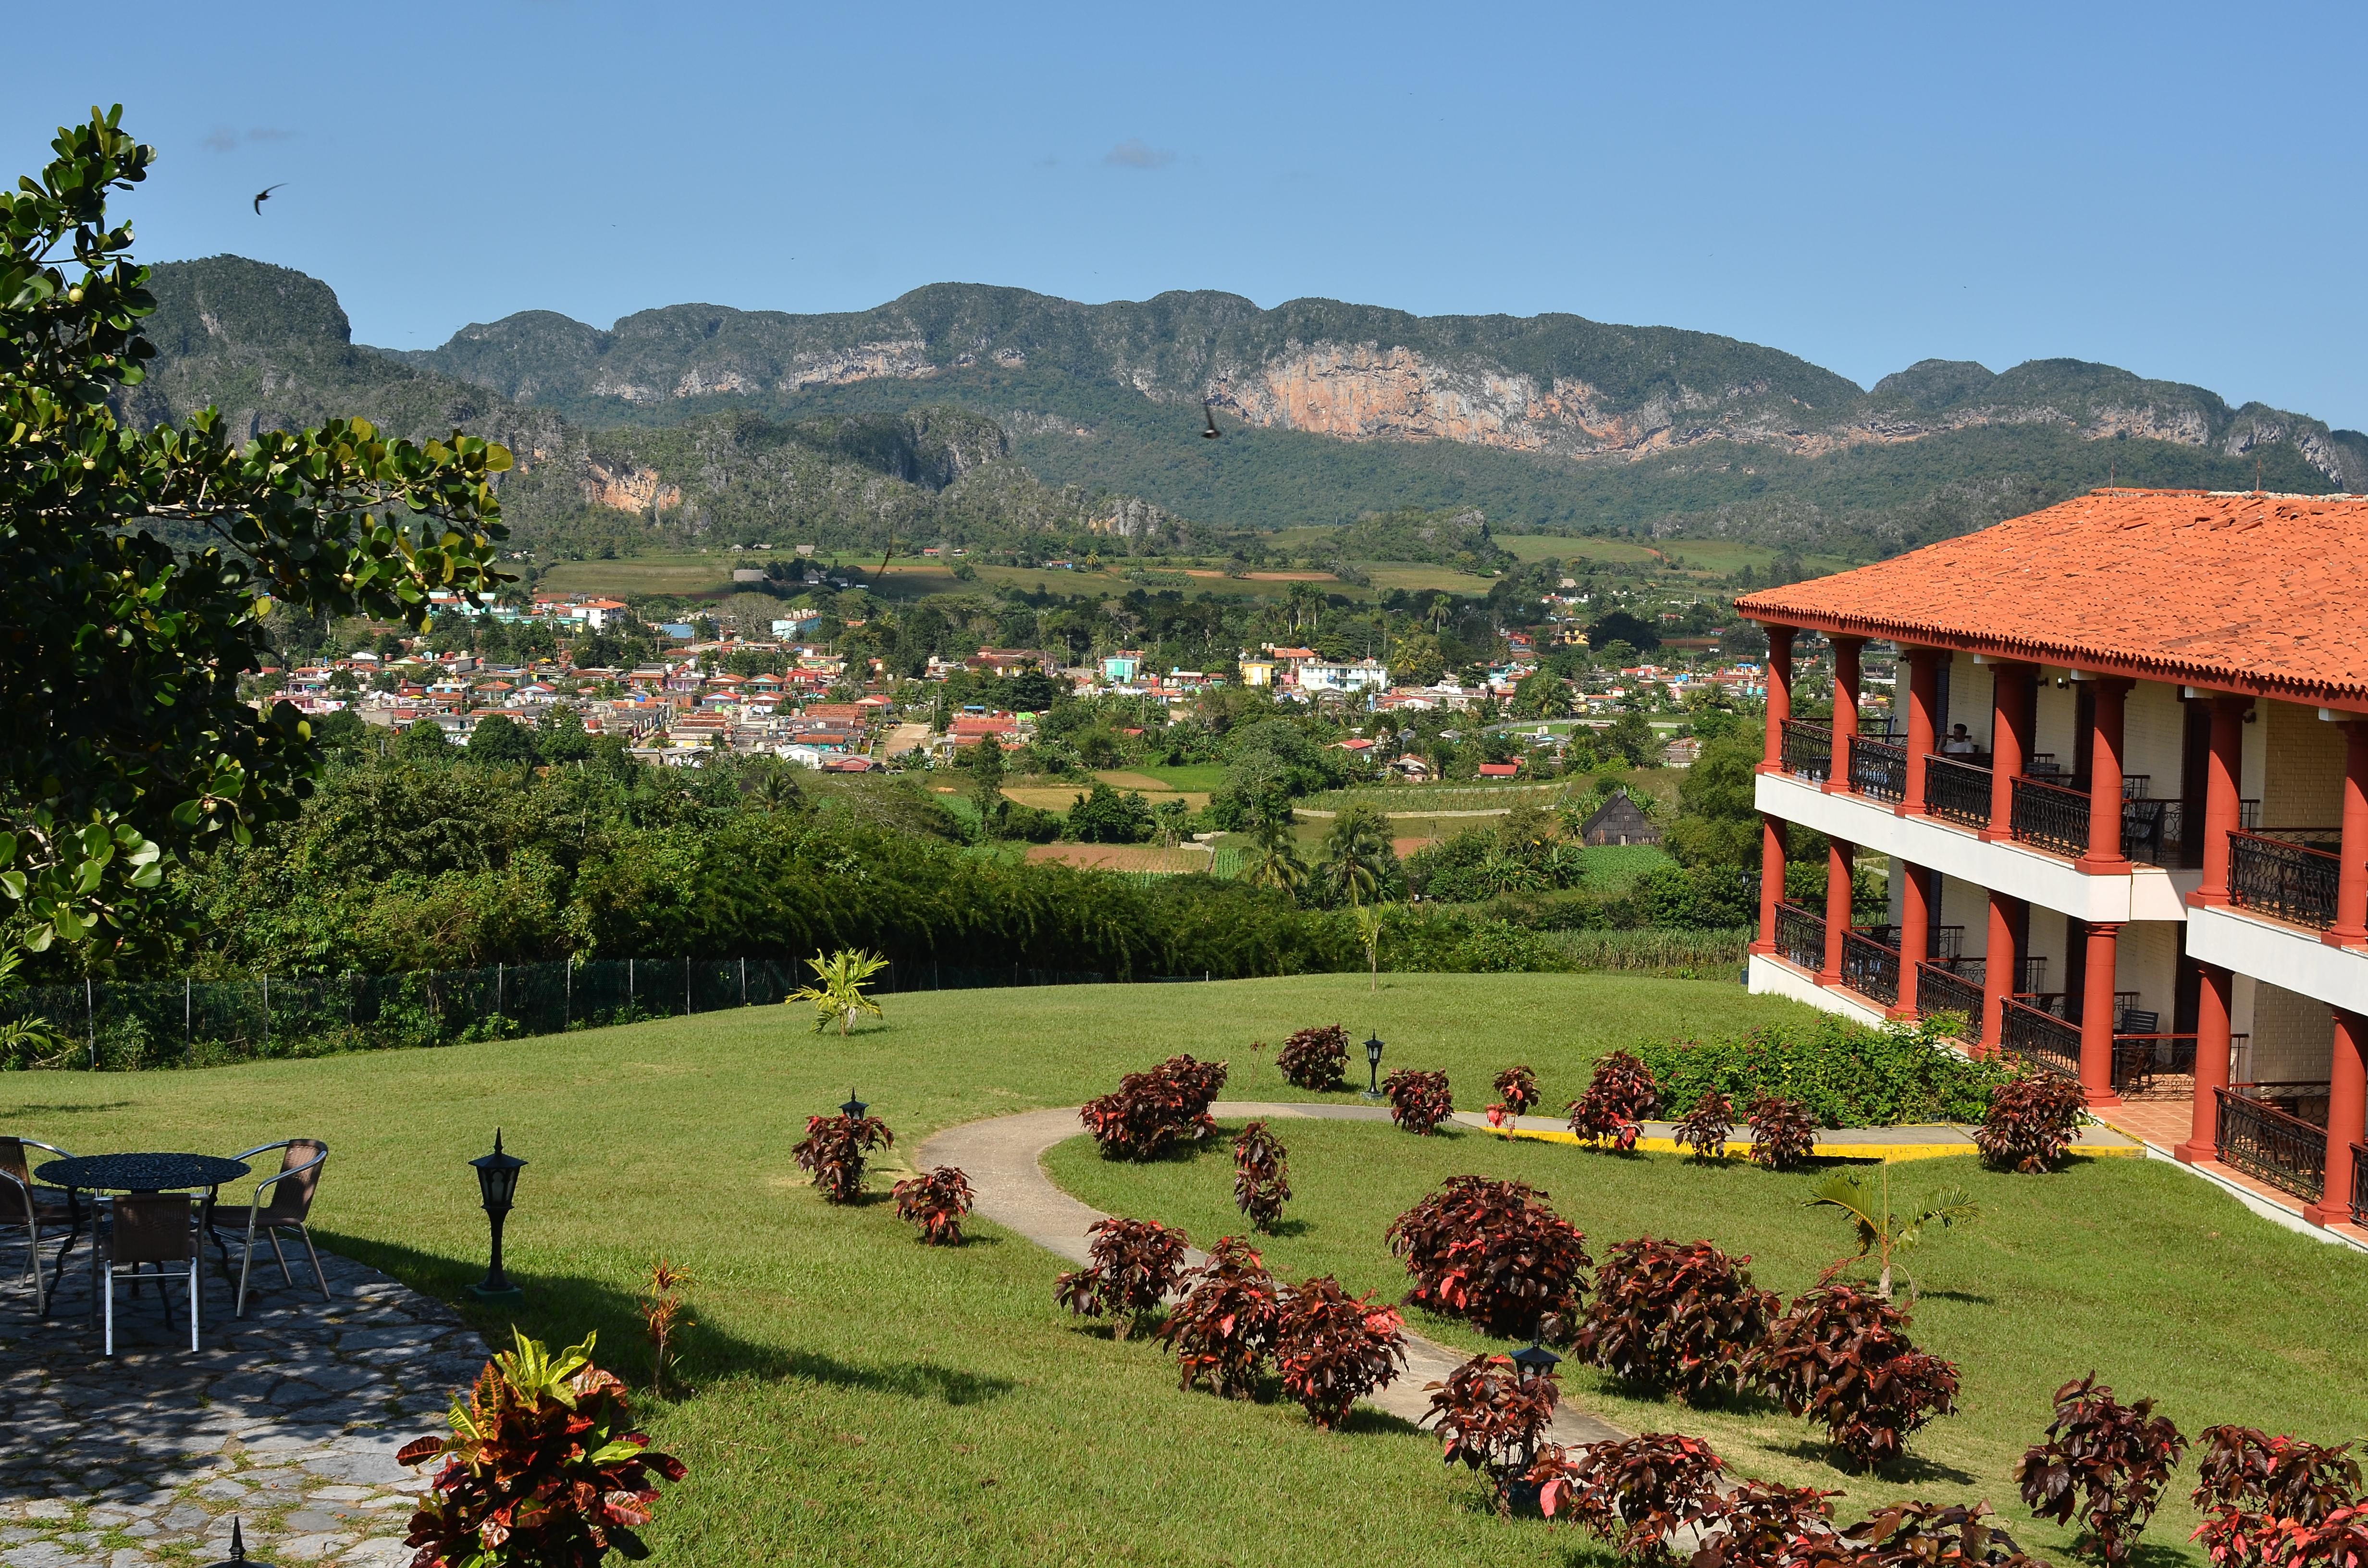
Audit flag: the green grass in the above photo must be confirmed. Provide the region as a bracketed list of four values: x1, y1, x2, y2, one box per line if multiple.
[1302, 781, 1580, 815]
[1581, 843, 1674, 891]
[6, 974, 1792, 1565]
[1050, 1120, 2368, 1567]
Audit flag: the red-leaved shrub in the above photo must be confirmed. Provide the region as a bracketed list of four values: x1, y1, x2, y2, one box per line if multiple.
[1079, 1054, 1230, 1160]
[2016, 1372, 2187, 1566]
[1574, 1237, 1778, 1403]
[1423, 1351, 1562, 1511]
[1569, 1051, 1660, 1145]
[1553, 1432, 1728, 1558]
[1488, 1065, 1542, 1126]
[400, 1329, 685, 1568]
[1385, 1067, 1455, 1134]
[1273, 1274, 1406, 1429]
[2189, 1425, 2362, 1568]
[890, 1165, 975, 1246]
[1689, 1479, 1844, 1568]
[1748, 1278, 1960, 1469]
[1160, 1235, 1281, 1397]
[1840, 1500, 2049, 1568]
[1386, 1175, 1591, 1342]
[1232, 1120, 1291, 1231]
[1675, 1090, 1735, 1161]
[1275, 1024, 1350, 1090]
[1053, 1216, 1190, 1338]
[791, 1111, 894, 1203]
[1976, 1071, 2090, 1173]
[1748, 1092, 1820, 1171]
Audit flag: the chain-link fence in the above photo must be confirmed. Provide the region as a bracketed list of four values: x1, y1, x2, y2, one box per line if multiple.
[0, 956, 1116, 1072]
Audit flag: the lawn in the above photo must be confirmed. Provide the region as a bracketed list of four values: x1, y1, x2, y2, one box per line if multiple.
[1048, 1118, 2368, 1568]
[5, 974, 1797, 1566]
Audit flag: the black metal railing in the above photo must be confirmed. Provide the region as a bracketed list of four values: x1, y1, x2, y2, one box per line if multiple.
[2001, 996, 2083, 1080]
[2229, 829, 2344, 929]
[2111, 1033, 2196, 1095]
[2011, 773, 2092, 858]
[2216, 1088, 2327, 1203]
[1923, 754, 1992, 828]
[2122, 799, 2182, 867]
[1916, 961, 1984, 1032]
[1774, 902, 1826, 972]
[1781, 719, 1832, 782]
[1841, 929, 1900, 1006]
[1849, 735, 1908, 803]
[2352, 1142, 2368, 1227]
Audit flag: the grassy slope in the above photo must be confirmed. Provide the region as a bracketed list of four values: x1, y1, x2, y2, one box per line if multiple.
[7, 974, 1794, 1566]
[1050, 1121, 2368, 1565]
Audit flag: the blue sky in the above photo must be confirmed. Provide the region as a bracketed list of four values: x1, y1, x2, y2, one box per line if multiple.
[13, 1, 2368, 427]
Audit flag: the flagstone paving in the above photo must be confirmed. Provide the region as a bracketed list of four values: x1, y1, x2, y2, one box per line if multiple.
[0, 1240, 489, 1567]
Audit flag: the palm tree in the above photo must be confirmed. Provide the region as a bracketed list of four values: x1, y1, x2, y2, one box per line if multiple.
[1353, 902, 1390, 993]
[789, 948, 890, 1036]
[1241, 818, 1306, 902]
[1314, 803, 1395, 908]
[1807, 1166, 1976, 1300]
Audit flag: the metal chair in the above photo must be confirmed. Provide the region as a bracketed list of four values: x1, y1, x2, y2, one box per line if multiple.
[214, 1140, 331, 1318]
[0, 1137, 77, 1313]
[97, 1193, 202, 1355]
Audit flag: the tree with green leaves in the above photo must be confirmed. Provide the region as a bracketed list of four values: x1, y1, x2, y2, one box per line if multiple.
[1313, 800, 1400, 908]
[971, 732, 1006, 821]
[466, 713, 538, 768]
[0, 108, 509, 956]
[1240, 816, 1306, 902]
[1807, 1166, 1975, 1301]
[788, 947, 890, 1035]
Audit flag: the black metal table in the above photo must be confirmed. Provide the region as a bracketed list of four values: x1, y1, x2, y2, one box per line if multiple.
[34, 1153, 251, 1316]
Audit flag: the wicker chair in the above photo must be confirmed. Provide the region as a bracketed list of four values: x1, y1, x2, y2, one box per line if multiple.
[213, 1140, 332, 1318]
[97, 1193, 202, 1355]
[0, 1137, 78, 1313]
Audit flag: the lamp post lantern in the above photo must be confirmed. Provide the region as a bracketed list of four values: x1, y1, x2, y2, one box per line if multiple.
[1510, 1339, 1562, 1385]
[839, 1090, 869, 1121]
[1364, 1034, 1385, 1099]
[469, 1129, 527, 1305]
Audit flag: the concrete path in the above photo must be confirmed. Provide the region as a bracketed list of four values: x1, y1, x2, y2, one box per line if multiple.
[919, 1100, 1628, 1445]
[0, 1242, 489, 1567]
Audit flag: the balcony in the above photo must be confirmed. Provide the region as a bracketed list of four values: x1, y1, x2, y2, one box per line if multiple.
[1847, 735, 1907, 804]
[1839, 928, 1899, 1006]
[1915, 961, 1985, 1031]
[2228, 828, 2344, 930]
[2215, 1086, 2330, 1204]
[2000, 996, 2082, 1080]
[2010, 773, 2091, 858]
[1924, 754, 1990, 828]
[1773, 902, 1825, 972]
[1780, 719, 1831, 782]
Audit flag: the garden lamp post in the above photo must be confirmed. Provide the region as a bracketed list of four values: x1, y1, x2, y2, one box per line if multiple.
[1510, 1339, 1563, 1475]
[1364, 1034, 1385, 1099]
[840, 1090, 869, 1121]
[203, 1517, 273, 1567]
[469, 1129, 527, 1305]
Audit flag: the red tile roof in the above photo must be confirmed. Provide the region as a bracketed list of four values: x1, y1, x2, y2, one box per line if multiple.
[1734, 490, 2368, 709]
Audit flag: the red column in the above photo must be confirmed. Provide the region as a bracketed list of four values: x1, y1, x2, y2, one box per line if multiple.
[2304, 1008, 2368, 1228]
[1985, 663, 2033, 841]
[1903, 648, 1939, 817]
[1753, 814, 1788, 956]
[1894, 860, 1932, 1018]
[1760, 625, 1795, 772]
[1826, 637, 1863, 794]
[2177, 961, 2233, 1164]
[2078, 920, 2123, 1105]
[1821, 838, 1853, 986]
[2194, 695, 2248, 904]
[2326, 720, 2368, 947]
[2077, 678, 2133, 874]
[1982, 889, 2021, 1054]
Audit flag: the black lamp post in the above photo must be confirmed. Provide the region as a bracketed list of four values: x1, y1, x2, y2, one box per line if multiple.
[203, 1517, 273, 1568]
[1510, 1338, 1562, 1386]
[839, 1090, 869, 1121]
[1364, 1034, 1385, 1099]
[469, 1128, 527, 1305]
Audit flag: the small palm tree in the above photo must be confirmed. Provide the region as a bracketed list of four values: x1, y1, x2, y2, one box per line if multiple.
[1315, 803, 1394, 908]
[789, 948, 890, 1036]
[1352, 903, 1389, 993]
[1242, 819, 1306, 901]
[1807, 1165, 1976, 1300]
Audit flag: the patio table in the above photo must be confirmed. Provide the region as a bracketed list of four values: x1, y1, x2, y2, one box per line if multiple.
[35, 1152, 251, 1315]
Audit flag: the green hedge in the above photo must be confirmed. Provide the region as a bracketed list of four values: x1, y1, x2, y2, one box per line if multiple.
[1635, 1014, 2010, 1128]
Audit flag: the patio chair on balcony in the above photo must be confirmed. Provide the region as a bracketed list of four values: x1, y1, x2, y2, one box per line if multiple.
[211, 1139, 331, 1318]
[1, 1137, 77, 1314]
[97, 1193, 202, 1355]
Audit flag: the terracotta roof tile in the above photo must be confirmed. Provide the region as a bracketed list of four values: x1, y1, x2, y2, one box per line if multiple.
[1734, 490, 2368, 707]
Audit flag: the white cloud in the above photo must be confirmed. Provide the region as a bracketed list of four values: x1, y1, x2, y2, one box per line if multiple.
[203, 124, 296, 153]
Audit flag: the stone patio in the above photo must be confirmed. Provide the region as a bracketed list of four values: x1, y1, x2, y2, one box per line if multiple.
[0, 1232, 491, 1567]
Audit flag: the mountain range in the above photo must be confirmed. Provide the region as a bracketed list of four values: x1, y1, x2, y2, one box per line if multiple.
[127, 256, 2365, 570]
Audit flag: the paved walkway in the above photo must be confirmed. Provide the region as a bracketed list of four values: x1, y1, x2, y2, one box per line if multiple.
[0, 1238, 489, 1567]
[919, 1100, 1628, 1446]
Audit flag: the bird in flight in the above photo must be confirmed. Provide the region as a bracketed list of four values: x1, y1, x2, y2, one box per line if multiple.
[1201, 401, 1221, 440]
[252, 184, 286, 214]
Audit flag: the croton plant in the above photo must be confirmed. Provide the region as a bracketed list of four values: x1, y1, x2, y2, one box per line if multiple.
[1274, 1023, 1350, 1091]
[1387, 1175, 1591, 1342]
[890, 1165, 975, 1246]
[1574, 1236, 1777, 1403]
[1079, 1054, 1230, 1160]
[1232, 1120, 1291, 1231]
[789, 1110, 894, 1204]
[2016, 1372, 2187, 1567]
[1383, 1067, 1455, 1135]
[1160, 1235, 1281, 1397]
[1487, 1064, 1542, 1126]
[1053, 1216, 1190, 1339]
[1748, 1277, 1960, 1469]
[1568, 1051, 1661, 1146]
[1272, 1274, 1406, 1430]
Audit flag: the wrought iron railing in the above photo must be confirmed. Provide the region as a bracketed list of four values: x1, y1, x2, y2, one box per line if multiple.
[1924, 754, 1991, 828]
[1773, 902, 1826, 972]
[2111, 1034, 2196, 1095]
[2001, 996, 2082, 1080]
[2229, 829, 2344, 929]
[1848, 735, 1908, 803]
[1781, 719, 1832, 782]
[1915, 962, 1984, 1033]
[2011, 773, 2092, 858]
[2122, 799, 2182, 867]
[2216, 1088, 2326, 1203]
[2352, 1143, 2368, 1227]
[1840, 929, 1900, 1006]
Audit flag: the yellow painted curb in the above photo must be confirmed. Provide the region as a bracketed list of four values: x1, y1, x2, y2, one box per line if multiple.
[1483, 1127, 2145, 1163]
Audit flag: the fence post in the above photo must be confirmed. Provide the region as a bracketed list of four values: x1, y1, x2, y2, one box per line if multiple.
[740, 957, 747, 1005]
[497, 962, 505, 1020]
[565, 956, 573, 1027]
[86, 977, 96, 1070]
[629, 958, 635, 1011]
[185, 975, 193, 1045]
[685, 955, 692, 1015]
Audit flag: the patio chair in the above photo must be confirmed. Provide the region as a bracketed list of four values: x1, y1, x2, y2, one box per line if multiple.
[214, 1140, 331, 1318]
[0, 1137, 77, 1313]
[97, 1193, 202, 1355]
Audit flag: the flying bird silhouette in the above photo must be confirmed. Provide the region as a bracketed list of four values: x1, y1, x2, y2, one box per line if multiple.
[251, 184, 286, 214]
[1201, 401, 1221, 440]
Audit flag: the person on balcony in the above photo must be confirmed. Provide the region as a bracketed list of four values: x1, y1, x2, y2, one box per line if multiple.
[1942, 724, 1978, 757]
